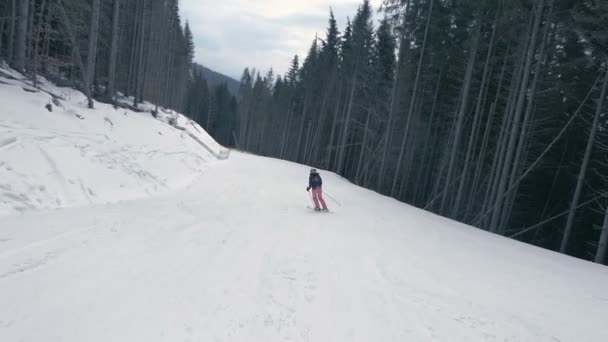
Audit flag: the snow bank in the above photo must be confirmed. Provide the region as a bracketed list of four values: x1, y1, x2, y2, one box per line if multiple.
[0, 66, 228, 217]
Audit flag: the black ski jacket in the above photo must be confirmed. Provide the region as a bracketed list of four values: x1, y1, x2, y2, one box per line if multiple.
[309, 172, 323, 190]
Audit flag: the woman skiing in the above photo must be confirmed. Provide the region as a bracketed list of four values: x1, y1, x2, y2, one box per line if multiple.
[307, 168, 328, 212]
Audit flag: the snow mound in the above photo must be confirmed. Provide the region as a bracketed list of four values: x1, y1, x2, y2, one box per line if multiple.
[0, 66, 228, 217]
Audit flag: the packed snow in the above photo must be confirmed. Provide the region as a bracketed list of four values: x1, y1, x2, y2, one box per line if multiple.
[1, 67, 607, 342]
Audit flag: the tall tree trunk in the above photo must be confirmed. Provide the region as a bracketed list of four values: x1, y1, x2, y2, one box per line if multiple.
[296, 93, 310, 162]
[57, 0, 89, 104]
[0, 18, 5, 58]
[127, 0, 141, 99]
[377, 0, 411, 192]
[489, 0, 545, 233]
[467, 43, 510, 221]
[560, 67, 608, 253]
[596, 205, 608, 264]
[6, 0, 16, 63]
[336, 64, 358, 174]
[107, 0, 121, 103]
[31, 0, 48, 87]
[12, 0, 28, 71]
[24, 0, 34, 68]
[427, 122, 457, 210]
[41, 5, 51, 76]
[439, 21, 480, 215]
[415, 67, 443, 204]
[479, 28, 530, 228]
[134, 0, 147, 107]
[326, 83, 343, 169]
[452, 13, 498, 218]
[376, 45, 402, 191]
[310, 69, 336, 164]
[498, 0, 553, 233]
[391, 0, 434, 198]
[356, 108, 372, 183]
[280, 101, 294, 158]
[84, 0, 101, 109]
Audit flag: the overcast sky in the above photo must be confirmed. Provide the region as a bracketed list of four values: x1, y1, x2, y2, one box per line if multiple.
[180, 0, 383, 80]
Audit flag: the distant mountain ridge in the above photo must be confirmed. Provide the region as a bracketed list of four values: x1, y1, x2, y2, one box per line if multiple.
[194, 64, 240, 97]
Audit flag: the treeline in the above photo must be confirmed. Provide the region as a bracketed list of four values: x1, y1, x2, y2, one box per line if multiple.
[0, 0, 237, 137]
[0, 0, 190, 109]
[185, 68, 237, 146]
[237, 0, 608, 263]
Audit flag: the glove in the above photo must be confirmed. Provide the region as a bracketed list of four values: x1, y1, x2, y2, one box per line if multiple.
[306, 187, 310, 192]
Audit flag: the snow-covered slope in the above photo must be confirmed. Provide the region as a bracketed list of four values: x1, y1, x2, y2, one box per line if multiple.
[1, 68, 607, 342]
[0, 66, 228, 217]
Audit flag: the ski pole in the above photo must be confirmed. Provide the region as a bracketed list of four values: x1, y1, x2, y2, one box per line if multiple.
[308, 190, 316, 207]
[323, 191, 342, 207]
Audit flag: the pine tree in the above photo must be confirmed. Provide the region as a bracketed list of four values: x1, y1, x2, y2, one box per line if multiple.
[287, 55, 299, 85]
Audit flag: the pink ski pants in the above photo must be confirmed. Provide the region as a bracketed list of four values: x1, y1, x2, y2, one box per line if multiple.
[311, 187, 328, 210]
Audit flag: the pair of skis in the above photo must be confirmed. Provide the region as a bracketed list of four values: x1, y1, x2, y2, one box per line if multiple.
[306, 206, 333, 214]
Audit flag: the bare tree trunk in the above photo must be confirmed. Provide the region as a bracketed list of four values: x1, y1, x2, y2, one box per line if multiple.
[479, 27, 531, 228]
[596, 205, 608, 264]
[336, 64, 358, 174]
[127, 0, 141, 98]
[25, 0, 33, 68]
[326, 83, 343, 169]
[57, 0, 89, 105]
[452, 14, 498, 218]
[84, 0, 101, 108]
[356, 109, 371, 183]
[467, 43, 511, 221]
[41, 5, 51, 76]
[401, 96, 425, 199]
[139, 6, 154, 104]
[391, 0, 434, 198]
[489, 0, 544, 233]
[6, 0, 15, 62]
[309, 69, 337, 164]
[295, 93, 310, 162]
[427, 123, 456, 210]
[0, 19, 5, 58]
[280, 101, 294, 159]
[134, 0, 147, 107]
[107, 0, 121, 103]
[439, 21, 480, 215]
[498, 1, 553, 233]
[415, 70, 443, 204]
[377, 0, 411, 191]
[561, 67, 608, 253]
[376, 48, 401, 191]
[31, 0, 47, 87]
[12, 0, 28, 71]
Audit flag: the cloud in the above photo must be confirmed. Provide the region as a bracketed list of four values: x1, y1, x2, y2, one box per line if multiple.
[180, 0, 383, 80]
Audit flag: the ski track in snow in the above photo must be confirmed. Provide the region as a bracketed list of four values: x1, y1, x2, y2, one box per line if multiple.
[0, 153, 607, 342]
[0, 136, 17, 151]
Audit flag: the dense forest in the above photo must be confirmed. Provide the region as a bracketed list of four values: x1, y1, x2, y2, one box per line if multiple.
[0, 0, 236, 146]
[236, 0, 608, 264]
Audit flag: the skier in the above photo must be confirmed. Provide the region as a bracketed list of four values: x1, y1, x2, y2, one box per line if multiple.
[307, 168, 329, 212]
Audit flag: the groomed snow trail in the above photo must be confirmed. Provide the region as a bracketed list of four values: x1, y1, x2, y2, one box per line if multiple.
[1, 152, 608, 342]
